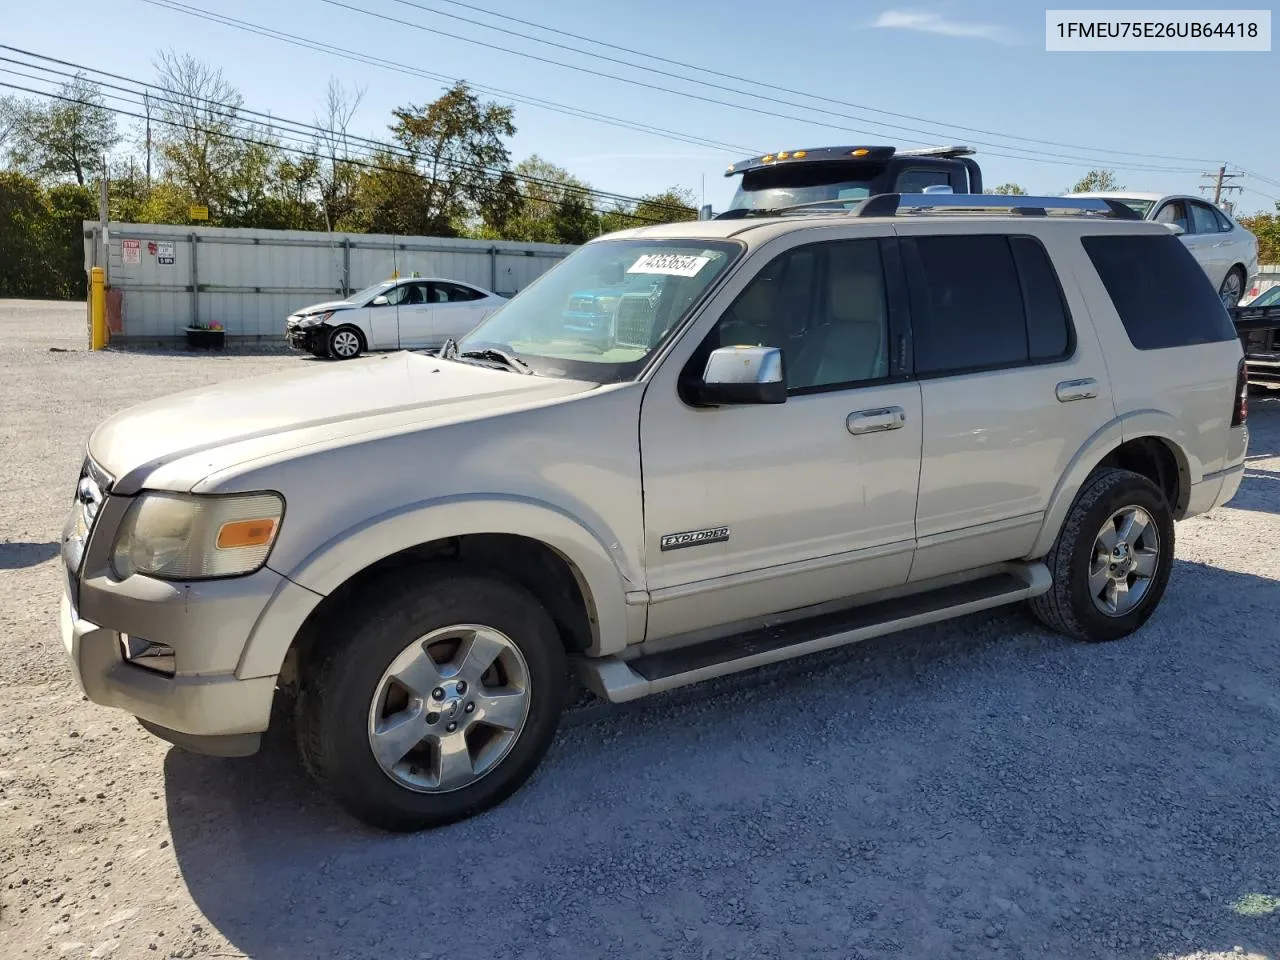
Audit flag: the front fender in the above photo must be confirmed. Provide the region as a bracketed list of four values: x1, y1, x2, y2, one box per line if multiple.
[1028, 411, 1197, 558]
[236, 494, 636, 679]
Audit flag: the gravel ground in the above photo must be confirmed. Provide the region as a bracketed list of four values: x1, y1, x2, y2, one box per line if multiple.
[2, 297, 1279, 960]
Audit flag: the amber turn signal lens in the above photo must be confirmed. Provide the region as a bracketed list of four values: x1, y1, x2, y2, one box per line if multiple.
[216, 518, 278, 549]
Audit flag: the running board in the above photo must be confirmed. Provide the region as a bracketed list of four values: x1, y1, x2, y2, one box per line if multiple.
[579, 563, 1050, 703]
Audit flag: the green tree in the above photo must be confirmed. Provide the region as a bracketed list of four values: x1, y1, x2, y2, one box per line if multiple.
[43, 182, 97, 298]
[986, 183, 1027, 195]
[151, 50, 265, 224]
[1239, 206, 1280, 265]
[314, 77, 365, 232]
[1068, 169, 1123, 193]
[351, 151, 434, 235]
[7, 74, 118, 185]
[0, 171, 50, 297]
[382, 82, 517, 236]
[483, 154, 598, 243]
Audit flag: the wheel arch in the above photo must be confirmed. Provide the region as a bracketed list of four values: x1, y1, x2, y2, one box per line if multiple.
[237, 496, 639, 681]
[1030, 415, 1197, 558]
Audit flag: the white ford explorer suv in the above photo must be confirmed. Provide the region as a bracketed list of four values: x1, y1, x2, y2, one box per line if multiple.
[60, 194, 1250, 832]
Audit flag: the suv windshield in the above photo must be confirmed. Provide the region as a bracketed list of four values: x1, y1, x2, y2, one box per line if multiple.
[456, 239, 741, 382]
[729, 163, 884, 212]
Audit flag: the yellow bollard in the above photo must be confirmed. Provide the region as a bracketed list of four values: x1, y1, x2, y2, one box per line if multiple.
[90, 267, 107, 351]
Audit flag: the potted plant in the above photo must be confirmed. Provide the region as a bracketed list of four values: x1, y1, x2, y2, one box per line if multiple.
[185, 320, 225, 350]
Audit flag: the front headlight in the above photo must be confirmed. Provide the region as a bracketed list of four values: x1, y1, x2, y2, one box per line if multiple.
[296, 312, 333, 328]
[111, 492, 284, 581]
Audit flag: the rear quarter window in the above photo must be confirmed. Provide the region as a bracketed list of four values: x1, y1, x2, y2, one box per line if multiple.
[1081, 234, 1237, 350]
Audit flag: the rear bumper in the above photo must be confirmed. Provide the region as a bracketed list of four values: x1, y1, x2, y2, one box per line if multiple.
[1184, 461, 1246, 518]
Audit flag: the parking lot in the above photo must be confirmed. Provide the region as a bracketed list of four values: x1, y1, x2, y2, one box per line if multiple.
[2, 297, 1279, 960]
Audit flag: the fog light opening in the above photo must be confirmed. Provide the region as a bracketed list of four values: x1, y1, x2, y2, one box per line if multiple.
[119, 634, 177, 676]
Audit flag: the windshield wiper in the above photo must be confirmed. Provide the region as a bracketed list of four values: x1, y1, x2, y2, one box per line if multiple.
[459, 347, 533, 375]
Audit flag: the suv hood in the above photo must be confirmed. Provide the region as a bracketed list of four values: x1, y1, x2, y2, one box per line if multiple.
[89, 352, 595, 494]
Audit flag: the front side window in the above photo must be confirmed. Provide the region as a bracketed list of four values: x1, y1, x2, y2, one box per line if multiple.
[457, 239, 741, 382]
[698, 238, 890, 393]
[1154, 201, 1189, 232]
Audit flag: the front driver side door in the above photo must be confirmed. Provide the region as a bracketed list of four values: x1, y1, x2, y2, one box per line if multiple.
[638, 232, 923, 642]
[392, 281, 436, 348]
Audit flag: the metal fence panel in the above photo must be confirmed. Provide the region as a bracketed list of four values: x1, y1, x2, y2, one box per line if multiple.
[86, 221, 576, 340]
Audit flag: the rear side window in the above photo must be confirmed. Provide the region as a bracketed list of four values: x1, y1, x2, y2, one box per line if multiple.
[901, 235, 1073, 376]
[1081, 234, 1237, 350]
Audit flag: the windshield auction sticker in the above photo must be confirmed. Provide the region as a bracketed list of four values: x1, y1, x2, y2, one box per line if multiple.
[628, 253, 711, 277]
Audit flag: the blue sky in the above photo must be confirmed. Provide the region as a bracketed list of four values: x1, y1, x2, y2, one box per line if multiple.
[5, 0, 1278, 213]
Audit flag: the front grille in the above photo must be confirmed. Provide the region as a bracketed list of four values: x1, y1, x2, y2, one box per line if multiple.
[614, 294, 658, 349]
[567, 295, 596, 314]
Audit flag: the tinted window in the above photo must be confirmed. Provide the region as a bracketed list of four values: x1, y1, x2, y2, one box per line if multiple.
[435, 282, 484, 302]
[1189, 202, 1221, 235]
[1082, 234, 1237, 350]
[708, 239, 889, 392]
[1211, 206, 1235, 233]
[1010, 237, 1072, 360]
[897, 168, 951, 193]
[902, 235, 1027, 375]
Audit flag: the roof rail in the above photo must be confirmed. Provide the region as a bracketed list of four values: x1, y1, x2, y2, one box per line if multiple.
[854, 193, 1143, 219]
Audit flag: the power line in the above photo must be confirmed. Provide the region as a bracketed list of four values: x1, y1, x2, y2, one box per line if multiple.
[417, 0, 1223, 168]
[138, 0, 756, 157]
[0, 48, 697, 217]
[0, 76, 677, 225]
[307, 0, 1205, 173]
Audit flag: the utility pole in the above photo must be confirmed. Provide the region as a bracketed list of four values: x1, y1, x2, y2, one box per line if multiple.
[1200, 164, 1242, 207]
[143, 92, 152, 191]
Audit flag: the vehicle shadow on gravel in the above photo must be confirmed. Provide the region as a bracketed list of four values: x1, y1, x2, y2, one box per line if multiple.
[163, 558, 1280, 960]
[0, 540, 60, 569]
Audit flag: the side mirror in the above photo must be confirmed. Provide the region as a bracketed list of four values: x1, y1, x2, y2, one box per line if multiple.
[1163, 222, 1185, 236]
[695, 345, 786, 405]
[371, 294, 389, 306]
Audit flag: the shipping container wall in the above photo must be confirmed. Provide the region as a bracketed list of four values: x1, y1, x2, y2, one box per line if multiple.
[1245, 264, 1280, 304]
[84, 222, 576, 340]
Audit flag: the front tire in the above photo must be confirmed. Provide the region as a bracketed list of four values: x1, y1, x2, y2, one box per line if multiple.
[327, 325, 365, 360]
[296, 567, 567, 832]
[1029, 468, 1175, 642]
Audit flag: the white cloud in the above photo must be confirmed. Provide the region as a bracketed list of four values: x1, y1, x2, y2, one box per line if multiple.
[871, 9, 1013, 43]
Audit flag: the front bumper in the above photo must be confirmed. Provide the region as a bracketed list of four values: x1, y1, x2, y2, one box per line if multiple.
[285, 323, 327, 353]
[61, 590, 275, 755]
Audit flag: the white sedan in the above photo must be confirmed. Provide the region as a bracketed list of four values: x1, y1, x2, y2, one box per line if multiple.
[1068, 192, 1259, 307]
[285, 277, 507, 359]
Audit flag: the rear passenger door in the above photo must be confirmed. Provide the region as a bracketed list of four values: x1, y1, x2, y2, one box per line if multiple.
[429, 282, 490, 343]
[892, 224, 1113, 582]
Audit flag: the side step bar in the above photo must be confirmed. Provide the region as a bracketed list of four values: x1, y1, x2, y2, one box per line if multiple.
[579, 563, 1050, 703]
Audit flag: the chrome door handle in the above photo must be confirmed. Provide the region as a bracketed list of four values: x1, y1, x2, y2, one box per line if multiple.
[847, 406, 906, 435]
[1056, 378, 1098, 402]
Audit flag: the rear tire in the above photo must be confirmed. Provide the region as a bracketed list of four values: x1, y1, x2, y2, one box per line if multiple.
[1029, 468, 1174, 642]
[296, 567, 567, 832]
[1219, 267, 1245, 309]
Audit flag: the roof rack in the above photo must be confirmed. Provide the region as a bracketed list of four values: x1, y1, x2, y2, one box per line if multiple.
[853, 193, 1143, 219]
